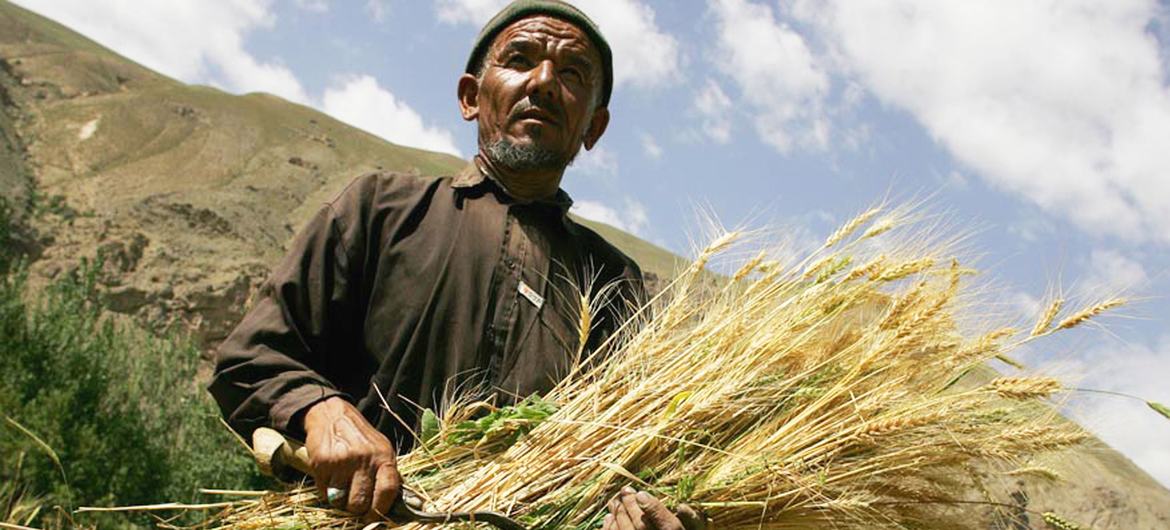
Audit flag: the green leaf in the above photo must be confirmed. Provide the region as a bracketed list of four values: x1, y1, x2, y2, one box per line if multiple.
[995, 354, 1024, 369]
[1148, 401, 1170, 421]
[663, 391, 692, 420]
[419, 408, 440, 446]
[4, 415, 66, 483]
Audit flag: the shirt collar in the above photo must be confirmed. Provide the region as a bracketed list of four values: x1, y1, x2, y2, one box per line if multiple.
[451, 157, 574, 215]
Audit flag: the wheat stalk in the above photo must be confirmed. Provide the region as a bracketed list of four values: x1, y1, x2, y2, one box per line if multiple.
[1054, 298, 1125, 330]
[180, 206, 1107, 530]
[861, 217, 895, 239]
[861, 409, 946, 439]
[733, 251, 767, 282]
[822, 206, 881, 249]
[873, 257, 935, 282]
[989, 377, 1062, 400]
[1031, 298, 1064, 336]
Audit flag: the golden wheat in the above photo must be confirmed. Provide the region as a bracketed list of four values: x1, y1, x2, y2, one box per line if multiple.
[823, 207, 881, 249]
[1055, 298, 1126, 330]
[989, 377, 1063, 400]
[1031, 298, 1064, 336]
[178, 205, 1120, 530]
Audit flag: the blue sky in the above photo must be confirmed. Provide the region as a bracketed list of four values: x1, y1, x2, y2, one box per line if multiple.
[17, 0, 1170, 486]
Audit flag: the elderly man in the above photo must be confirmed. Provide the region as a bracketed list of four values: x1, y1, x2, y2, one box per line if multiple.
[210, 1, 699, 528]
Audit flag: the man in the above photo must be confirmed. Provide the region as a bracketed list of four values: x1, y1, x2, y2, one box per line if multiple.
[210, 1, 700, 528]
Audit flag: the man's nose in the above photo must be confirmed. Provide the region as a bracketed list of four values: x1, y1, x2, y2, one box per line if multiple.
[526, 59, 558, 102]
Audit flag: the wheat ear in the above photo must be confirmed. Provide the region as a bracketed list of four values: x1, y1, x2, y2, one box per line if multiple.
[1030, 298, 1064, 336]
[1043, 512, 1083, 530]
[989, 377, 1062, 400]
[1055, 298, 1125, 330]
[823, 206, 880, 249]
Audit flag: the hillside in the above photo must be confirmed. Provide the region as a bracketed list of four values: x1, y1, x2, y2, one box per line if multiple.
[0, 1, 1166, 528]
[0, 2, 684, 345]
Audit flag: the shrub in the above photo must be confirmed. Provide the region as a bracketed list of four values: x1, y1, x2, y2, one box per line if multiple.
[0, 260, 269, 528]
[0, 195, 20, 273]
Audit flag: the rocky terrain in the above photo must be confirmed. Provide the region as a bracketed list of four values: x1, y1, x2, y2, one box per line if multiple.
[0, 2, 1166, 528]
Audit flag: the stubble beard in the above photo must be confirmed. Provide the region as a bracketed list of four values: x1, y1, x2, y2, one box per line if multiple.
[485, 137, 579, 174]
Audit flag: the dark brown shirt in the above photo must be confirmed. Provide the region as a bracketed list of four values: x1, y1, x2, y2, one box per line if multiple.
[209, 162, 644, 450]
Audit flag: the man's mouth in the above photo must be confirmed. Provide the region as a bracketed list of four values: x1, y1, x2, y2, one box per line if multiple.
[511, 104, 559, 126]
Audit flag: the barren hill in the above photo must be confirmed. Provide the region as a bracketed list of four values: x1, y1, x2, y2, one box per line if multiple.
[0, 2, 1166, 528]
[0, 1, 682, 345]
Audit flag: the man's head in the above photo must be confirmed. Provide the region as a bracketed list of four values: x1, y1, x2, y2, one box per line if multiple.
[458, 1, 612, 179]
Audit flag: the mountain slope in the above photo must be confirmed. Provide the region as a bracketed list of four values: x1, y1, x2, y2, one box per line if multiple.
[0, 2, 1166, 528]
[0, 1, 682, 343]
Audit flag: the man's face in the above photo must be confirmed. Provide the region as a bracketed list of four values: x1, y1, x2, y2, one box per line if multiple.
[462, 15, 608, 173]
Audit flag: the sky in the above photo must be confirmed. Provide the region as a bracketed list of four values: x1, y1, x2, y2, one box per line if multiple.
[15, 0, 1170, 487]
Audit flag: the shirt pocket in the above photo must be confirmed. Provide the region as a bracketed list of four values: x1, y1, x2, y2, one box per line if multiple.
[496, 302, 581, 397]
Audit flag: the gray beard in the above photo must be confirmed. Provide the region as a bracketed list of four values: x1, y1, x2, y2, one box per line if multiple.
[485, 138, 577, 174]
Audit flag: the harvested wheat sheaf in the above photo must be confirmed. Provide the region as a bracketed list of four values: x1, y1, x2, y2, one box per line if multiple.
[195, 206, 1116, 530]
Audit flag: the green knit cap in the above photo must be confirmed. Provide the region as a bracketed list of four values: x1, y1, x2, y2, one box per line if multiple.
[465, 0, 613, 106]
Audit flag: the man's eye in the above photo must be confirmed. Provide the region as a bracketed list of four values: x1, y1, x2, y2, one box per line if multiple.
[506, 55, 532, 68]
[560, 68, 584, 83]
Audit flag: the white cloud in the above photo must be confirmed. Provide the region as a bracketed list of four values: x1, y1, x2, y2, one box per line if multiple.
[434, 0, 681, 90]
[640, 132, 663, 160]
[571, 145, 618, 177]
[944, 170, 970, 190]
[213, 43, 310, 104]
[1081, 248, 1149, 295]
[366, 0, 390, 22]
[1008, 210, 1058, 243]
[793, 0, 1170, 245]
[694, 79, 733, 144]
[322, 75, 461, 156]
[434, 0, 502, 22]
[572, 0, 680, 90]
[1007, 290, 1042, 323]
[1062, 336, 1170, 487]
[709, 0, 831, 153]
[294, 0, 329, 13]
[571, 198, 650, 236]
[14, 0, 310, 104]
[20, 1, 461, 158]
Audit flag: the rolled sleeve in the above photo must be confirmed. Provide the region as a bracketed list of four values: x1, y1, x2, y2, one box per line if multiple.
[270, 382, 347, 433]
[209, 177, 370, 440]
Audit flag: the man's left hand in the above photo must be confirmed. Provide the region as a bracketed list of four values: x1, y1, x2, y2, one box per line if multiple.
[603, 487, 706, 530]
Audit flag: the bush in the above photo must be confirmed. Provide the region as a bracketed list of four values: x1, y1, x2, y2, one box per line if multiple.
[0, 195, 20, 273]
[0, 260, 269, 529]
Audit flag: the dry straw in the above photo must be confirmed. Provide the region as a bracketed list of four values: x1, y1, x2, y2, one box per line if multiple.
[1004, 466, 1062, 482]
[170, 206, 1119, 529]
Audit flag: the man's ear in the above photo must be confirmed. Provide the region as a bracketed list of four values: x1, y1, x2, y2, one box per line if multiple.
[582, 106, 609, 150]
[457, 73, 480, 121]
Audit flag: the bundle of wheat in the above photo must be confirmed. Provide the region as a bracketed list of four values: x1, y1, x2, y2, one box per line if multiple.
[184, 206, 1118, 530]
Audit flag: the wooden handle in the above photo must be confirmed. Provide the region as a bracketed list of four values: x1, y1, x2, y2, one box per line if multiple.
[249, 428, 530, 528]
[252, 427, 313, 479]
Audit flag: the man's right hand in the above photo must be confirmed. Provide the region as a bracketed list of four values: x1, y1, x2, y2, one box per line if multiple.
[302, 396, 401, 520]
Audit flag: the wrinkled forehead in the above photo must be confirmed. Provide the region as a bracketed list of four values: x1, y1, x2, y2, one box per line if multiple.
[489, 15, 602, 64]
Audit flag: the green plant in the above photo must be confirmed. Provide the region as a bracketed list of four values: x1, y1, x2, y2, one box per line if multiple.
[0, 259, 269, 528]
[0, 195, 22, 273]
